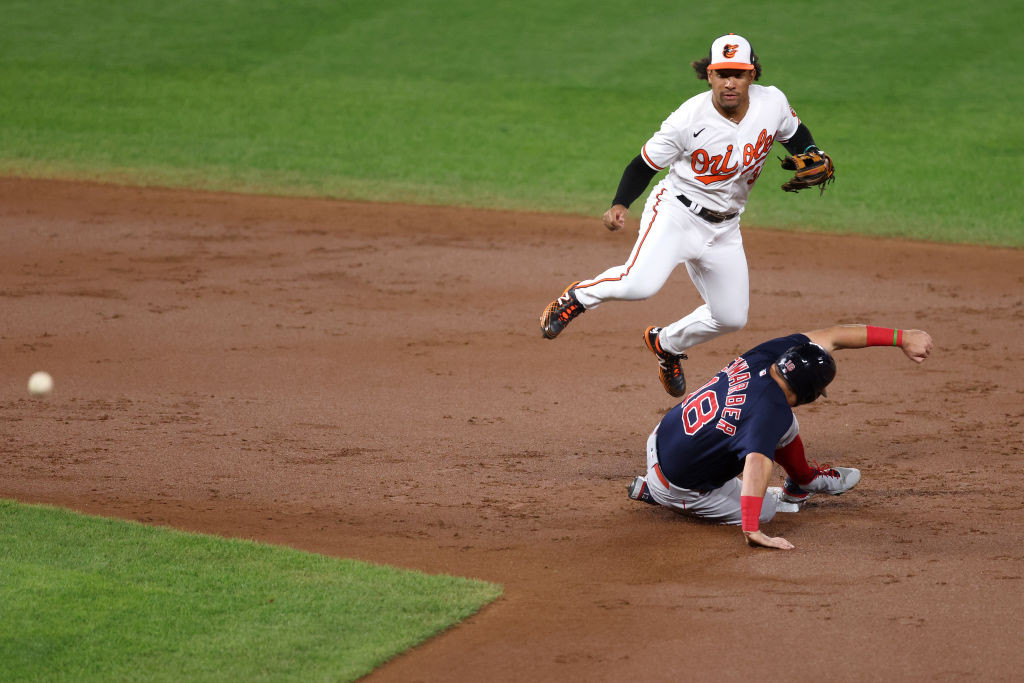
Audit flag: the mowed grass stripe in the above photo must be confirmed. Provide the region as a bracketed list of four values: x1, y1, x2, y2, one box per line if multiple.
[0, 1, 1019, 241]
[0, 500, 501, 682]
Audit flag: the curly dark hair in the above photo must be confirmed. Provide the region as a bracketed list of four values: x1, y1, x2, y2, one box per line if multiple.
[690, 54, 762, 81]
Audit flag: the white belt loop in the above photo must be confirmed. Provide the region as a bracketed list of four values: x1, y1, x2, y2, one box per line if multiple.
[688, 201, 703, 216]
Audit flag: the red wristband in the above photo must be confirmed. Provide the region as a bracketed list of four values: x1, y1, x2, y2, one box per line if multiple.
[740, 495, 761, 532]
[866, 325, 903, 347]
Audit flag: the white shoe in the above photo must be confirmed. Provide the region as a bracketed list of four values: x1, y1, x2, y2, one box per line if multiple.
[801, 466, 861, 496]
[768, 486, 801, 513]
[779, 466, 861, 506]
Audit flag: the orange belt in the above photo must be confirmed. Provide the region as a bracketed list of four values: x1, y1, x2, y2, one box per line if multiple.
[653, 463, 671, 489]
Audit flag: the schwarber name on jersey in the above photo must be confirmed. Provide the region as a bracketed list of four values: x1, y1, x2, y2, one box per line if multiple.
[639, 85, 801, 214]
[655, 333, 810, 491]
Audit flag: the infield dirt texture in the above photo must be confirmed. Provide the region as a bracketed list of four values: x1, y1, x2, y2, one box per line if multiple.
[2, 178, 1022, 680]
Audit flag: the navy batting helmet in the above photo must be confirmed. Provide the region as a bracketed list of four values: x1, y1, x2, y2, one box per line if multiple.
[774, 342, 836, 405]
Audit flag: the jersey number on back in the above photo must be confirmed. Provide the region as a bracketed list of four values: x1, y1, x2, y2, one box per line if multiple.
[682, 390, 720, 435]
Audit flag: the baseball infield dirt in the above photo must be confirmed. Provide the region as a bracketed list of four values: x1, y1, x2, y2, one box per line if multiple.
[2, 178, 1022, 681]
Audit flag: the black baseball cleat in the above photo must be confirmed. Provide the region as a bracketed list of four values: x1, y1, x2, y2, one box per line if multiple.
[540, 281, 585, 339]
[643, 326, 687, 397]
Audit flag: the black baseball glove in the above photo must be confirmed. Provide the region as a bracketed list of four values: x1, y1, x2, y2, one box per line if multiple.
[779, 149, 835, 195]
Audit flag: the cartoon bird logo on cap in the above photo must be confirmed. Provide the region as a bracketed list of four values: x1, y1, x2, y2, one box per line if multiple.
[723, 44, 739, 58]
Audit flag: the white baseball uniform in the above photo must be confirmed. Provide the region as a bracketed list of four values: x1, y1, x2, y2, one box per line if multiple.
[573, 84, 801, 355]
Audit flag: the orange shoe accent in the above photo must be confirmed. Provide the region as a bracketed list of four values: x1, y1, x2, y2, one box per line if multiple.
[644, 326, 687, 397]
[540, 281, 585, 339]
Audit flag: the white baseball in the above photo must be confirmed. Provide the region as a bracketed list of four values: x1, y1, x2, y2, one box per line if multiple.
[28, 371, 54, 397]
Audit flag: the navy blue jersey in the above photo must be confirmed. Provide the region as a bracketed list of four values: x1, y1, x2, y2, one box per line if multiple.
[655, 334, 807, 491]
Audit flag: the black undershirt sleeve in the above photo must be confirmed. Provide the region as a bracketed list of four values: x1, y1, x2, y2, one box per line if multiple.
[782, 123, 817, 155]
[611, 154, 659, 208]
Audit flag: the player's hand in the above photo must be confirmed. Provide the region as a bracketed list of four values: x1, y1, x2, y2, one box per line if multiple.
[743, 530, 795, 550]
[900, 329, 933, 364]
[602, 204, 629, 232]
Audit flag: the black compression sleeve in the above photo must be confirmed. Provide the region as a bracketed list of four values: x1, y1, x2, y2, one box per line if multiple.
[611, 154, 658, 208]
[782, 123, 817, 155]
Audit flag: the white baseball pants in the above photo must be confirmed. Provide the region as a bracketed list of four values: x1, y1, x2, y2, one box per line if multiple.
[643, 417, 800, 525]
[573, 178, 749, 355]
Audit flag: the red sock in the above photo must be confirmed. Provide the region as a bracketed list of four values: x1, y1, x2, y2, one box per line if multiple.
[774, 435, 815, 485]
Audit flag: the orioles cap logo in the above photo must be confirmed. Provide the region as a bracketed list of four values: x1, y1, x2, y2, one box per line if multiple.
[723, 44, 739, 58]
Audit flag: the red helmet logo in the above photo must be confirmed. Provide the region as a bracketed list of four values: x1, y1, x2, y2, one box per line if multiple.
[723, 44, 739, 58]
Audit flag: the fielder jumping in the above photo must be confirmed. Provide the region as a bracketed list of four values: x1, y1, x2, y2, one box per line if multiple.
[540, 33, 834, 397]
[627, 324, 933, 550]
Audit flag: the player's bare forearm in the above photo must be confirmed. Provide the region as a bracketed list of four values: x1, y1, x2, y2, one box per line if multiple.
[805, 324, 933, 363]
[740, 452, 773, 497]
[739, 453, 793, 549]
[804, 324, 868, 351]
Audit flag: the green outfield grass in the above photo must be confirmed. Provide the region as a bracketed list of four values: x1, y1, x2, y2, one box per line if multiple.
[0, 500, 501, 681]
[0, 0, 1020, 245]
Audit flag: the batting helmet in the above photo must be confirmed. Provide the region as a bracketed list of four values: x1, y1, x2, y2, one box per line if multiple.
[774, 342, 836, 405]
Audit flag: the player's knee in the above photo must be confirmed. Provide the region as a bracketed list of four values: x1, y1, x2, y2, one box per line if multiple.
[713, 308, 748, 333]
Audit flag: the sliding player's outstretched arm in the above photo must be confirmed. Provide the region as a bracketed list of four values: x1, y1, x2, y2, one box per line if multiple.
[804, 324, 932, 364]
